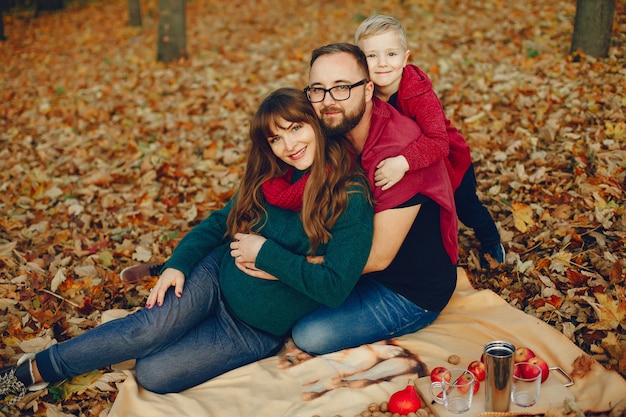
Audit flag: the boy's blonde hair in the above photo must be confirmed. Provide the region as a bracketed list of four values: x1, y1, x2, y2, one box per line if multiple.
[354, 14, 408, 51]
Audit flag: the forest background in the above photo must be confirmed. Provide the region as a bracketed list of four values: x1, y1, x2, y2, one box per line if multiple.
[0, 0, 625, 416]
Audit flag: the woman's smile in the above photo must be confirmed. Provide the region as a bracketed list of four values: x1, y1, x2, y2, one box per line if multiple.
[289, 146, 307, 160]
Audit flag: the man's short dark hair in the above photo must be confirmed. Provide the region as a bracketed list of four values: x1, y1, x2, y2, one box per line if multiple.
[310, 43, 369, 80]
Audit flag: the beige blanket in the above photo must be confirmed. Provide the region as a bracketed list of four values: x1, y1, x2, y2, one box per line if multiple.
[107, 269, 626, 417]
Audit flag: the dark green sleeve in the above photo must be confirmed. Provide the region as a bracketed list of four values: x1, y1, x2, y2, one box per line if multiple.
[255, 188, 373, 307]
[163, 201, 232, 277]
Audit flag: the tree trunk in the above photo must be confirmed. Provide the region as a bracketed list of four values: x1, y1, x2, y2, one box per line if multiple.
[570, 0, 615, 58]
[127, 0, 141, 27]
[0, 3, 6, 42]
[157, 0, 186, 62]
[36, 0, 65, 11]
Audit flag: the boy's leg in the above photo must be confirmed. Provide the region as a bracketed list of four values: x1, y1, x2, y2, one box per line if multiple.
[291, 277, 439, 355]
[454, 165, 504, 263]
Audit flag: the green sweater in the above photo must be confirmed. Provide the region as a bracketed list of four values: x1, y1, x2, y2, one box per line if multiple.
[163, 176, 373, 336]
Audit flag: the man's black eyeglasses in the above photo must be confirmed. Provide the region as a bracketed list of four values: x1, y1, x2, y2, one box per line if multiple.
[304, 79, 368, 103]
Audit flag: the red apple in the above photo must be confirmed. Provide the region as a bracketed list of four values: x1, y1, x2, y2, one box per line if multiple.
[514, 346, 536, 364]
[430, 366, 448, 383]
[519, 362, 541, 380]
[527, 356, 550, 383]
[467, 360, 486, 382]
[513, 363, 522, 379]
[455, 372, 476, 394]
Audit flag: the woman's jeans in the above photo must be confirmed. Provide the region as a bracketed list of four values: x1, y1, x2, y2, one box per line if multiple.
[291, 277, 440, 355]
[35, 253, 285, 394]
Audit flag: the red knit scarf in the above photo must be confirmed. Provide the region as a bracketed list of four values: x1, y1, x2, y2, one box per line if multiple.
[261, 168, 310, 211]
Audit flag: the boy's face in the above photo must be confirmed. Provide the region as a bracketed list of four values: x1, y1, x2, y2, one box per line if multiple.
[358, 30, 410, 96]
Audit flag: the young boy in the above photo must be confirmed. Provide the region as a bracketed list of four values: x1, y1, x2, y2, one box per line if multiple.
[354, 14, 505, 268]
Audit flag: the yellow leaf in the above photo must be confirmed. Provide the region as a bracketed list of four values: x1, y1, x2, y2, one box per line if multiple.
[511, 202, 534, 233]
[549, 251, 572, 273]
[43, 404, 76, 417]
[51, 268, 67, 292]
[0, 241, 17, 259]
[99, 250, 114, 268]
[600, 332, 621, 359]
[584, 292, 626, 331]
[605, 121, 626, 140]
[61, 370, 104, 398]
[88, 371, 128, 392]
[132, 245, 153, 262]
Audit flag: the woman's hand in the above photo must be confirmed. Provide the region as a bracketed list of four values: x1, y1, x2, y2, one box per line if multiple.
[375, 156, 409, 191]
[234, 260, 279, 280]
[306, 255, 324, 264]
[229, 232, 267, 264]
[146, 268, 185, 308]
[234, 253, 324, 281]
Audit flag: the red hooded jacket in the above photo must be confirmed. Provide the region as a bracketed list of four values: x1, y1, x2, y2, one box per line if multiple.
[395, 64, 472, 190]
[361, 98, 458, 264]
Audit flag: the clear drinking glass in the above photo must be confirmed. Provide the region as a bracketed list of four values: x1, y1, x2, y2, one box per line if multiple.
[430, 368, 475, 414]
[511, 362, 541, 407]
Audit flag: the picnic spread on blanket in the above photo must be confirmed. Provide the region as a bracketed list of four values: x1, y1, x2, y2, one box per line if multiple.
[104, 268, 626, 417]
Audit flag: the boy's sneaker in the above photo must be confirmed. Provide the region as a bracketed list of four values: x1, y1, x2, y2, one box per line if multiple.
[0, 353, 48, 406]
[481, 243, 505, 268]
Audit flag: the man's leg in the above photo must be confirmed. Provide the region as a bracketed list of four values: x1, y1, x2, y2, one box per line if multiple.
[292, 277, 439, 355]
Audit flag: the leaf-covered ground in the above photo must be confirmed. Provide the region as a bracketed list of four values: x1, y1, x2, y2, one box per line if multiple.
[0, 0, 624, 415]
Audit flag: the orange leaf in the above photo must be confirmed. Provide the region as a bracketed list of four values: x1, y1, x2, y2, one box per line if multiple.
[566, 268, 589, 287]
[511, 202, 534, 233]
[533, 294, 563, 309]
[570, 354, 594, 379]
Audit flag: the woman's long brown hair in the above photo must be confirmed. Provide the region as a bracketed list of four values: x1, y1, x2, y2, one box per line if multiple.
[225, 87, 369, 253]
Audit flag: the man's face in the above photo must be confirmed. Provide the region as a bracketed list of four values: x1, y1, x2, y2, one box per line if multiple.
[308, 52, 369, 137]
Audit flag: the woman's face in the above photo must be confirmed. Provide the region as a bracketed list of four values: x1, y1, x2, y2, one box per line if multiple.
[267, 116, 317, 171]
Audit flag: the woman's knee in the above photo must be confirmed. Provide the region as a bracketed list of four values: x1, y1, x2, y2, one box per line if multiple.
[135, 359, 187, 394]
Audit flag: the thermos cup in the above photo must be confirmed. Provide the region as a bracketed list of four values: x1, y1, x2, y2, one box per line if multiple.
[483, 341, 516, 412]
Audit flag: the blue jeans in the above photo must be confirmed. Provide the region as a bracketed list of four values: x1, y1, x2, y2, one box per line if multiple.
[35, 253, 285, 394]
[291, 277, 440, 355]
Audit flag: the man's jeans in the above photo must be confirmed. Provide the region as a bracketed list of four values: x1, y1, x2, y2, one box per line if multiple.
[35, 253, 284, 393]
[292, 277, 439, 355]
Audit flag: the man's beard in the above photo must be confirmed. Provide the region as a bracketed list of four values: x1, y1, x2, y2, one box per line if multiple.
[319, 97, 366, 137]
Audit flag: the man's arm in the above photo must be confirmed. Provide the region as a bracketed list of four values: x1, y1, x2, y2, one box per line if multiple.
[362, 204, 421, 274]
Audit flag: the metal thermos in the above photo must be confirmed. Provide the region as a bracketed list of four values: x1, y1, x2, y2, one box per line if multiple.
[483, 341, 516, 412]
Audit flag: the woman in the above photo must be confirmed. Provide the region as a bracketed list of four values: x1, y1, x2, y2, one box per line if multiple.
[0, 88, 373, 406]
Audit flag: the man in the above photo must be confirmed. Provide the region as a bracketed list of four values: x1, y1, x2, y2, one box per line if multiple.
[290, 43, 459, 355]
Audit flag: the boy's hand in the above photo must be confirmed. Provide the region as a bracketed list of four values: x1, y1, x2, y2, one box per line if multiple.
[375, 156, 409, 190]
